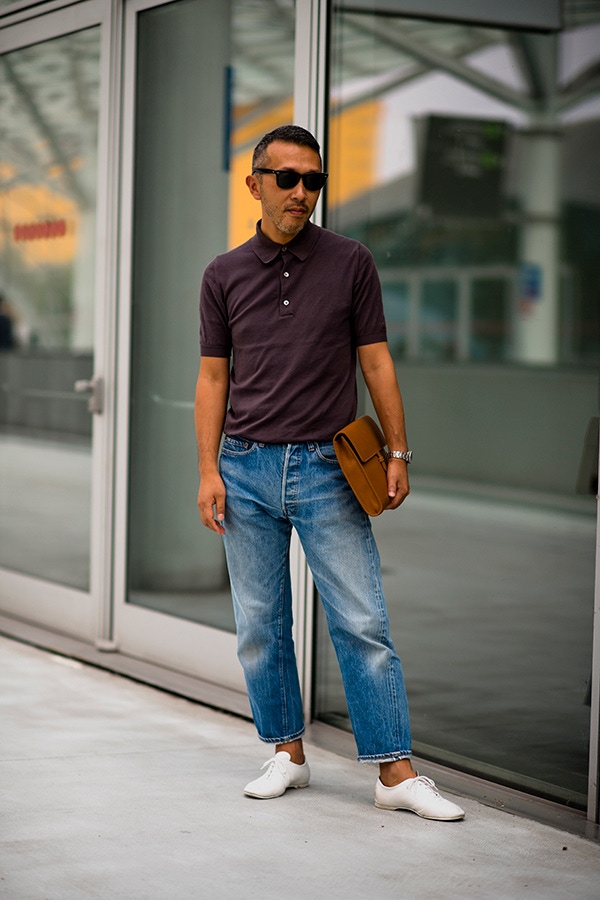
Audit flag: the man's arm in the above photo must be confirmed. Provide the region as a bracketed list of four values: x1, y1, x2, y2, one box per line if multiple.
[357, 341, 409, 510]
[195, 356, 230, 533]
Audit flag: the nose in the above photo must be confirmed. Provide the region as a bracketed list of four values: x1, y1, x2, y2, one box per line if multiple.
[290, 179, 309, 201]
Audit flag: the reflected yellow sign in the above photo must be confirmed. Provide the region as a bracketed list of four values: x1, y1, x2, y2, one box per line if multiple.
[1, 182, 78, 266]
[1, 98, 382, 265]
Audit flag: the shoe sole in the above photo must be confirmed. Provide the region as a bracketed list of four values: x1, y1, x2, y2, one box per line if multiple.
[374, 800, 464, 820]
[244, 783, 310, 799]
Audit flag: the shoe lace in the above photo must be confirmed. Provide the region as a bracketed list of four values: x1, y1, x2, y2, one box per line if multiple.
[260, 756, 287, 780]
[414, 775, 440, 796]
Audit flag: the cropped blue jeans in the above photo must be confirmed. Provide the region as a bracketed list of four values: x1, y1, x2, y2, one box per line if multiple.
[219, 436, 412, 763]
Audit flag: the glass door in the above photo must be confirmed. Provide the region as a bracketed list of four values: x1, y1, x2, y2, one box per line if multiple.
[315, 4, 599, 811]
[0, 1, 113, 641]
[113, 0, 296, 690]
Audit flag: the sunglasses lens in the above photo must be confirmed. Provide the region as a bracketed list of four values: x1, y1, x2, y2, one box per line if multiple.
[302, 173, 328, 191]
[275, 171, 301, 189]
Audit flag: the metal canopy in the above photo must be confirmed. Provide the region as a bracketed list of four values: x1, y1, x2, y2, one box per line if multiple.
[0, 1, 599, 203]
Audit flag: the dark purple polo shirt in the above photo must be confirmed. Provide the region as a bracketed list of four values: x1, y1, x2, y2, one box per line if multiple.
[199, 221, 387, 442]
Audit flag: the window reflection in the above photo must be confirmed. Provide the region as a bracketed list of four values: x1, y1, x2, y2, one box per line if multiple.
[127, 0, 295, 629]
[420, 281, 457, 360]
[327, 14, 600, 366]
[316, 7, 598, 808]
[0, 29, 100, 589]
[470, 278, 509, 361]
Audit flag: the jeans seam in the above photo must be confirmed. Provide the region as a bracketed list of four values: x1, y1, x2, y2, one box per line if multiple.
[363, 518, 386, 641]
[281, 444, 290, 515]
[358, 752, 412, 763]
[314, 442, 338, 464]
[388, 658, 400, 751]
[259, 727, 306, 745]
[277, 550, 286, 736]
[277, 528, 292, 737]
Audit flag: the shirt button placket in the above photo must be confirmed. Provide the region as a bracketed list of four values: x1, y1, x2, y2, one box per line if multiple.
[281, 262, 291, 312]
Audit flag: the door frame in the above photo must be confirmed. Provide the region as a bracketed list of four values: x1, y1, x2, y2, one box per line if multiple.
[0, 0, 119, 645]
[110, 0, 325, 699]
[293, 0, 328, 724]
[111, 0, 248, 693]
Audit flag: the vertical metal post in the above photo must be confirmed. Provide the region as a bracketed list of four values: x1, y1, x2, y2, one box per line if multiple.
[294, 0, 329, 226]
[91, 0, 123, 650]
[588, 433, 600, 824]
[456, 272, 471, 362]
[290, 0, 330, 721]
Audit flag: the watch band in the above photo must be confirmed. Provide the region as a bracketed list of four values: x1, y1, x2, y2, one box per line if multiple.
[388, 450, 412, 463]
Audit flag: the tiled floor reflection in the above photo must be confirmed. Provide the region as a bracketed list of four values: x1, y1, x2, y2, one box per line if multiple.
[0, 434, 91, 589]
[316, 479, 595, 805]
[0, 433, 234, 626]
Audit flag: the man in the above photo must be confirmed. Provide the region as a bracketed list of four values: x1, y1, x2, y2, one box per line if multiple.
[195, 125, 464, 821]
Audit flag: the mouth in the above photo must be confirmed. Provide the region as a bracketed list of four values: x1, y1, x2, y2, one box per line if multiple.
[286, 206, 308, 216]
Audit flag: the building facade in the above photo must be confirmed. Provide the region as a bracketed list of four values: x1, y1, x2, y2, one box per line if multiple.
[1, 0, 599, 827]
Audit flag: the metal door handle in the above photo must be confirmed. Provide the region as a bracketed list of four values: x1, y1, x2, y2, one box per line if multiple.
[74, 375, 104, 414]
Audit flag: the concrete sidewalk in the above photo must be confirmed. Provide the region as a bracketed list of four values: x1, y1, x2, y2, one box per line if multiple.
[1, 635, 599, 899]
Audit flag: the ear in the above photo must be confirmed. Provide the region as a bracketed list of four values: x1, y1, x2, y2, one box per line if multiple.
[246, 173, 261, 200]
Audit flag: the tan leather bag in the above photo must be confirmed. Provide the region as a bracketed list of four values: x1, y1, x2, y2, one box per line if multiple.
[333, 415, 389, 516]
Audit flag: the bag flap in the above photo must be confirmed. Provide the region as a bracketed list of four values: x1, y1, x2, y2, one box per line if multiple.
[334, 415, 386, 463]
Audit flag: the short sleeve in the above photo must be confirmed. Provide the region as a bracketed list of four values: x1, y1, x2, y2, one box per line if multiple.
[199, 259, 232, 358]
[351, 243, 388, 348]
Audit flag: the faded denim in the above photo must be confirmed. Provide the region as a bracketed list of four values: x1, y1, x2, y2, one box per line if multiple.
[219, 436, 412, 762]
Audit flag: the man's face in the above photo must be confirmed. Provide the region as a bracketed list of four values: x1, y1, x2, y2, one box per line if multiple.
[246, 140, 323, 244]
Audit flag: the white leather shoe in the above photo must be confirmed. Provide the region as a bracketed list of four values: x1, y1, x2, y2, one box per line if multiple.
[375, 774, 465, 820]
[244, 751, 311, 799]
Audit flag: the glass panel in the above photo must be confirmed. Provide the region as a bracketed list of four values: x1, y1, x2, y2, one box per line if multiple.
[470, 278, 509, 361]
[0, 29, 100, 590]
[381, 281, 409, 358]
[420, 280, 457, 360]
[127, 0, 295, 629]
[316, 7, 599, 807]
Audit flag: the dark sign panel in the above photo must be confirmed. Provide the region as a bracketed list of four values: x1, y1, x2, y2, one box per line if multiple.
[418, 115, 508, 218]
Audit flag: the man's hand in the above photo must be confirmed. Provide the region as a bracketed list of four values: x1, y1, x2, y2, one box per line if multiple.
[198, 472, 227, 534]
[384, 458, 410, 511]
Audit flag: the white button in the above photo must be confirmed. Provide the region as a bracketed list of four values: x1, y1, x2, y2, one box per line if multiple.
[283, 300, 290, 306]
[283, 271, 289, 277]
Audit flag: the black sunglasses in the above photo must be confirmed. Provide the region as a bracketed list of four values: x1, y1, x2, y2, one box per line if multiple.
[253, 168, 329, 191]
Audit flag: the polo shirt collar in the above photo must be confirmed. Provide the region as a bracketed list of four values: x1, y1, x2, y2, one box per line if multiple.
[251, 220, 321, 263]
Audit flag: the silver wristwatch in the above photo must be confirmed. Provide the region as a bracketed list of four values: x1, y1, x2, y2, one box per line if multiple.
[388, 450, 412, 463]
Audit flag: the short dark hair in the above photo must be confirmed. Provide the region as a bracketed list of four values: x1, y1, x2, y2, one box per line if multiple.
[252, 125, 322, 170]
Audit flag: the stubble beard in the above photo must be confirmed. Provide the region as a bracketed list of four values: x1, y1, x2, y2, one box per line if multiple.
[263, 200, 310, 238]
